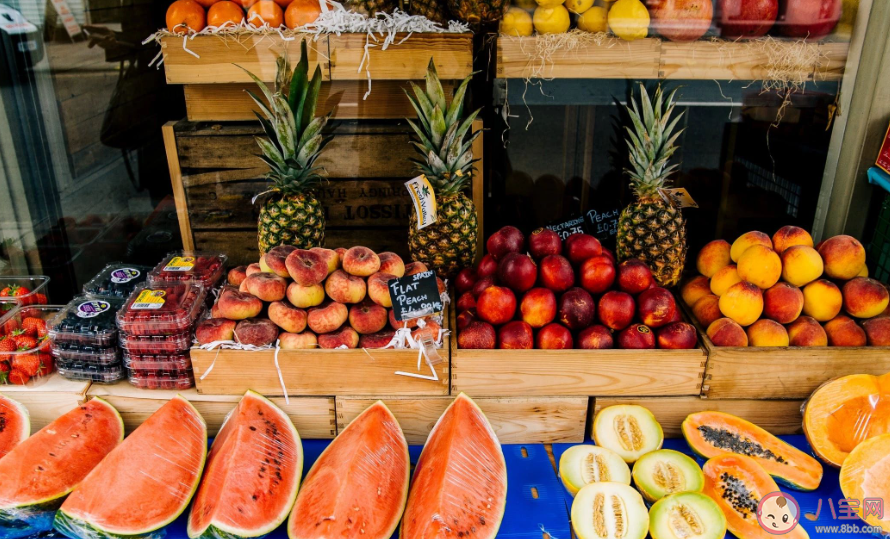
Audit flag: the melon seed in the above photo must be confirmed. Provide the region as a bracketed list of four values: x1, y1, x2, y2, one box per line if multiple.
[593, 493, 607, 538]
[611, 495, 626, 538]
[614, 415, 644, 452]
[668, 503, 703, 539]
[582, 453, 611, 483]
[653, 461, 684, 494]
[698, 426, 785, 463]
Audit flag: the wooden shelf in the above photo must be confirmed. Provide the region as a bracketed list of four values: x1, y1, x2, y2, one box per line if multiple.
[496, 36, 849, 81]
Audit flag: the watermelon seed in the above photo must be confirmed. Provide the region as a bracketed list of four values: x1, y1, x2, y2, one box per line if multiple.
[479, 517, 486, 525]
[252, 495, 258, 501]
[36, 465, 44, 471]
[250, 426, 257, 431]
[49, 453, 56, 457]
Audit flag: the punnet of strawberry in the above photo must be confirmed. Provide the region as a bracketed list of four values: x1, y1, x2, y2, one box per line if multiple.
[0, 305, 60, 385]
[0, 276, 50, 314]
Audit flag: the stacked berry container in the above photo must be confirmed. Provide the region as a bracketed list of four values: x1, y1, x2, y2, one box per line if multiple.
[117, 282, 206, 389]
[83, 263, 151, 300]
[149, 251, 226, 290]
[49, 297, 126, 384]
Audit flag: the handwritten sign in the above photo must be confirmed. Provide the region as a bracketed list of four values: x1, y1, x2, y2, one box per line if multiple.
[585, 207, 620, 241]
[546, 215, 587, 240]
[405, 176, 438, 230]
[388, 270, 444, 322]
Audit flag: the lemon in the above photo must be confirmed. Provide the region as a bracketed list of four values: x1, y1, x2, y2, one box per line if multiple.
[577, 5, 607, 31]
[608, 0, 649, 40]
[533, 4, 570, 33]
[500, 7, 534, 36]
[564, 0, 593, 14]
[535, 0, 565, 9]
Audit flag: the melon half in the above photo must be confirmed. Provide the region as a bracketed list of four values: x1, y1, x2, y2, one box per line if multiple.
[0, 393, 29, 458]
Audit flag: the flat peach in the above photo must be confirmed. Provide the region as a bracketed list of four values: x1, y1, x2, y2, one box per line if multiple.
[367, 272, 397, 307]
[358, 331, 396, 349]
[378, 252, 406, 278]
[234, 318, 279, 347]
[696, 239, 732, 278]
[718, 281, 763, 326]
[196, 318, 237, 344]
[317, 326, 359, 349]
[681, 275, 711, 307]
[746, 319, 789, 347]
[244, 272, 288, 302]
[307, 302, 348, 334]
[737, 245, 781, 289]
[309, 247, 339, 275]
[348, 300, 388, 334]
[772, 225, 813, 254]
[246, 263, 262, 276]
[325, 269, 367, 304]
[227, 266, 248, 286]
[216, 287, 263, 320]
[730, 231, 772, 262]
[787, 316, 828, 346]
[818, 235, 866, 280]
[404, 261, 429, 276]
[781, 245, 824, 287]
[268, 300, 307, 333]
[279, 331, 318, 350]
[286, 282, 325, 309]
[264, 245, 297, 277]
[710, 264, 741, 296]
[843, 277, 890, 319]
[802, 279, 843, 322]
[342, 246, 381, 277]
[285, 249, 328, 286]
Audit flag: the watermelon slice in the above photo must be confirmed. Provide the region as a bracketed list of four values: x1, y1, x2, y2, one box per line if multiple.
[402, 393, 507, 539]
[55, 395, 207, 539]
[0, 394, 28, 459]
[0, 398, 123, 539]
[188, 390, 303, 539]
[289, 401, 409, 539]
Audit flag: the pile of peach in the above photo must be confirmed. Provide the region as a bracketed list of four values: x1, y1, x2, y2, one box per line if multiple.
[683, 226, 890, 347]
[455, 226, 698, 350]
[194, 246, 444, 350]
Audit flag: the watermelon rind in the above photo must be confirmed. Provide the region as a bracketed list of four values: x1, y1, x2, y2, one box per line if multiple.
[0, 393, 30, 457]
[54, 395, 207, 539]
[189, 390, 303, 539]
[287, 400, 409, 539]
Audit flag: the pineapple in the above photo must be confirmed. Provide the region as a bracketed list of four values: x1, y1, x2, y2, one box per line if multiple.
[407, 0, 450, 24]
[404, 60, 480, 278]
[616, 83, 687, 288]
[343, 0, 398, 17]
[243, 40, 331, 256]
[447, 0, 506, 23]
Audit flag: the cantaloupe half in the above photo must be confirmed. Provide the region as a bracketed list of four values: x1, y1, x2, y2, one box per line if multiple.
[571, 482, 648, 539]
[804, 373, 890, 467]
[593, 405, 663, 463]
[839, 432, 890, 536]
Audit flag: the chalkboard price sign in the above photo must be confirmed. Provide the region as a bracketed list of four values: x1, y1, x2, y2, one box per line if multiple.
[388, 270, 444, 322]
[585, 207, 620, 241]
[546, 215, 588, 240]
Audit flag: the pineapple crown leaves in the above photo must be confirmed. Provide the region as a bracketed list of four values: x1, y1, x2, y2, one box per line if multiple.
[238, 39, 332, 197]
[623, 83, 685, 200]
[403, 58, 482, 195]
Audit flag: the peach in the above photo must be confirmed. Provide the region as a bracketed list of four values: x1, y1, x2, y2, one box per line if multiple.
[818, 235, 867, 280]
[656, 322, 697, 349]
[737, 245, 781, 289]
[536, 323, 573, 349]
[358, 330, 396, 349]
[772, 225, 813, 254]
[681, 275, 711, 307]
[456, 292, 476, 312]
[477, 286, 517, 325]
[404, 261, 429, 276]
[637, 287, 679, 328]
[564, 233, 602, 264]
[455, 268, 477, 294]
[307, 302, 348, 334]
[458, 321, 496, 349]
[244, 272, 288, 302]
[239, 280, 250, 293]
[528, 228, 562, 260]
[211, 302, 223, 319]
[824, 315, 867, 347]
[706, 318, 748, 347]
[487, 226, 525, 260]
[538, 255, 575, 292]
[579, 255, 616, 295]
[710, 264, 742, 296]
[843, 277, 890, 318]
[497, 320, 534, 349]
[286, 282, 325, 309]
[456, 309, 476, 330]
[859, 265, 869, 277]
[195, 318, 237, 344]
[377, 252, 405, 278]
[234, 318, 280, 346]
[279, 331, 318, 350]
[436, 277, 446, 296]
[557, 287, 596, 330]
[730, 231, 772, 262]
[264, 245, 297, 277]
[259, 256, 274, 274]
[286, 249, 328, 286]
[862, 317, 890, 346]
[577, 325, 614, 349]
[617, 259, 655, 295]
[389, 310, 425, 330]
[617, 324, 656, 349]
[325, 269, 367, 304]
[718, 281, 763, 326]
[318, 326, 360, 349]
[690, 295, 720, 328]
[246, 263, 262, 276]
[787, 316, 828, 347]
[367, 272, 397, 307]
[412, 321, 442, 343]
[348, 300, 388, 334]
[520, 287, 557, 328]
[696, 239, 732, 277]
[227, 266, 248, 286]
[746, 319, 789, 347]
[780, 245, 823, 287]
[310, 247, 340, 276]
[342, 247, 381, 277]
[598, 291, 635, 331]
[802, 279, 843, 322]
[762, 282, 804, 324]
[216, 287, 263, 320]
[268, 300, 307, 333]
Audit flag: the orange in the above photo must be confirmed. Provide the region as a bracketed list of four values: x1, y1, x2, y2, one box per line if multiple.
[233, 0, 259, 10]
[284, 0, 322, 28]
[193, 0, 221, 8]
[166, 0, 207, 33]
[247, 0, 284, 27]
[207, 0, 245, 26]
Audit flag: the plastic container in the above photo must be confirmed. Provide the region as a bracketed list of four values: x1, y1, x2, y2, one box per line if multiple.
[148, 251, 227, 288]
[52, 343, 121, 366]
[83, 263, 152, 300]
[58, 362, 126, 384]
[0, 276, 50, 313]
[128, 369, 194, 390]
[48, 296, 123, 347]
[123, 351, 191, 372]
[119, 332, 192, 355]
[117, 282, 206, 336]
[0, 304, 63, 351]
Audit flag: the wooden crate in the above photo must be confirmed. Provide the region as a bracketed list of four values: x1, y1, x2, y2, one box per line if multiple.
[3, 374, 91, 431]
[592, 396, 805, 438]
[87, 382, 336, 438]
[336, 396, 587, 444]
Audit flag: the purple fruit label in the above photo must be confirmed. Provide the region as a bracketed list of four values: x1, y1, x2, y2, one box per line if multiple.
[77, 300, 111, 318]
[110, 268, 141, 284]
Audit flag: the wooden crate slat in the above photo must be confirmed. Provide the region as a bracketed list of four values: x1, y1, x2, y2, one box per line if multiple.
[337, 396, 587, 444]
[592, 396, 805, 438]
[328, 34, 473, 81]
[2, 374, 90, 431]
[497, 37, 662, 79]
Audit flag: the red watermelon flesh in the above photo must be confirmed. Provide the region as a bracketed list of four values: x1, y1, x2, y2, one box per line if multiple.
[401, 393, 507, 539]
[55, 395, 207, 539]
[0, 394, 29, 459]
[188, 391, 303, 539]
[288, 401, 409, 539]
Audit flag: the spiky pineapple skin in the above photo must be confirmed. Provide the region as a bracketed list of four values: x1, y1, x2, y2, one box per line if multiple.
[447, 0, 505, 22]
[408, 193, 477, 279]
[616, 198, 686, 288]
[258, 192, 325, 255]
[408, 0, 450, 23]
[344, 0, 396, 16]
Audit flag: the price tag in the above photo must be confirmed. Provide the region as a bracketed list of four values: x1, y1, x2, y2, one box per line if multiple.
[132, 289, 166, 310]
[659, 188, 699, 209]
[76, 300, 111, 318]
[163, 256, 195, 272]
[545, 215, 588, 240]
[585, 207, 620, 241]
[388, 271, 444, 322]
[405, 176, 438, 230]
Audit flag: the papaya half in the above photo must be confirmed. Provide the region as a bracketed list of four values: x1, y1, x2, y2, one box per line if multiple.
[803, 373, 890, 468]
[683, 411, 822, 491]
[839, 433, 890, 536]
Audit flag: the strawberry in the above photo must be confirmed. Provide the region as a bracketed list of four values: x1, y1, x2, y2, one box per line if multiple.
[0, 338, 15, 361]
[20, 317, 44, 337]
[12, 353, 40, 377]
[37, 336, 51, 353]
[0, 318, 18, 335]
[36, 354, 53, 377]
[0, 285, 29, 298]
[7, 369, 29, 385]
[34, 293, 47, 305]
[0, 360, 8, 373]
[12, 333, 37, 350]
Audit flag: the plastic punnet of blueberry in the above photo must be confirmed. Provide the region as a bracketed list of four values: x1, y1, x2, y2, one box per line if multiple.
[83, 263, 151, 299]
[49, 296, 123, 346]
